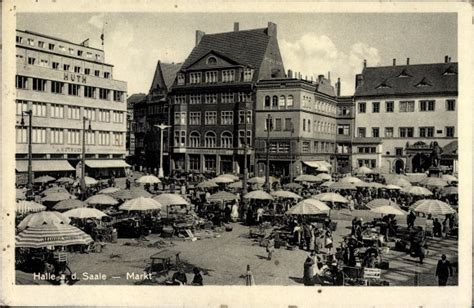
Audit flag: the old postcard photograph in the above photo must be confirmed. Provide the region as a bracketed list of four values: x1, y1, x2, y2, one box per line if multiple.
[1, 0, 472, 306]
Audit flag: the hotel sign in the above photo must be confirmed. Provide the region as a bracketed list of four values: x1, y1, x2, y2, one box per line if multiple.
[64, 73, 87, 84]
[56, 147, 90, 153]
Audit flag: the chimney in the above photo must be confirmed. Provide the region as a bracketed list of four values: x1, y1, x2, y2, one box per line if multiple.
[445, 55, 449, 63]
[406, 58, 410, 65]
[327, 71, 331, 82]
[363, 59, 367, 68]
[336, 78, 341, 97]
[234, 22, 239, 32]
[195, 30, 205, 46]
[287, 69, 293, 78]
[393, 58, 396, 66]
[448, 57, 451, 63]
[305, 75, 308, 81]
[267, 22, 277, 37]
[318, 74, 324, 82]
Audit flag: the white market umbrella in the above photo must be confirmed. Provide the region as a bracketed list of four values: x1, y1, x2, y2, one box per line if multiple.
[402, 186, 433, 197]
[136, 175, 161, 184]
[371, 205, 407, 216]
[244, 190, 274, 201]
[313, 192, 348, 204]
[286, 199, 330, 215]
[16, 201, 46, 215]
[153, 193, 189, 206]
[85, 194, 119, 206]
[64, 207, 108, 219]
[339, 176, 363, 184]
[410, 199, 455, 215]
[16, 223, 93, 248]
[17, 211, 70, 231]
[119, 197, 162, 211]
[271, 190, 302, 200]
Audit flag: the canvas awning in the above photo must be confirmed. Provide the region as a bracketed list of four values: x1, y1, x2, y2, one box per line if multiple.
[16, 160, 74, 172]
[85, 160, 131, 169]
[303, 161, 332, 169]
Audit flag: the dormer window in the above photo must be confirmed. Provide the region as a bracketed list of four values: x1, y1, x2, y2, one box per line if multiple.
[397, 69, 412, 78]
[243, 68, 254, 82]
[376, 80, 391, 89]
[207, 56, 217, 65]
[177, 73, 185, 85]
[415, 77, 432, 87]
[443, 66, 457, 76]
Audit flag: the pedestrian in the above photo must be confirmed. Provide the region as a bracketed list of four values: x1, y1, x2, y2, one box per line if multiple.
[125, 178, 131, 190]
[245, 265, 256, 286]
[443, 215, 451, 238]
[433, 218, 442, 237]
[407, 211, 416, 229]
[266, 236, 275, 260]
[303, 253, 315, 286]
[171, 266, 187, 285]
[435, 254, 453, 286]
[325, 230, 333, 254]
[191, 267, 203, 286]
[303, 223, 312, 251]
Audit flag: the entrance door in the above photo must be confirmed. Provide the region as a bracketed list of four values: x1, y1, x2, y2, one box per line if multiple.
[394, 159, 404, 174]
[412, 153, 431, 173]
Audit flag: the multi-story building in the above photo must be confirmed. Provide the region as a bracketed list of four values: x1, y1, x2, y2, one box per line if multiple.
[353, 57, 458, 173]
[254, 73, 337, 178]
[131, 96, 147, 170]
[126, 93, 146, 167]
[15, 29, 128, 182]
[335, 80, 355, 174]
[169, 22, 285, 175]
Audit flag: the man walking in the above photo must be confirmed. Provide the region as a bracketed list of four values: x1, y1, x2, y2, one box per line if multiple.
[435, 254, 453, 286]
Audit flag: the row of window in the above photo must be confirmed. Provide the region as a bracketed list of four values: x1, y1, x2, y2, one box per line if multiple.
[16, 76, 123, 101]
[16, 127, 125, 146]
[266, 140, 335, 154]
[357, 126, 456, 138]
[174, 130, 252, 148]
[17, 35, 102, 61]
[177, 67, 254, 85]
[264, 117, 335, 134]
[358, 99, 456, 113]
[15, 100, 125, 123]
[263, 95, 337, 115]
[174, 92, 252, 105]
[174, 111, 252, 126]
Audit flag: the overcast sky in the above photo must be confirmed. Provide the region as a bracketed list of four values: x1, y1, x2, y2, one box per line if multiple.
[17, 13, 457, 96]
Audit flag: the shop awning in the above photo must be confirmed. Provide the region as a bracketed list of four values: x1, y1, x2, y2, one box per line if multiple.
[303, 161, 332, 169]
[16, 160, 74, 172]
[85, 160, 130, 169]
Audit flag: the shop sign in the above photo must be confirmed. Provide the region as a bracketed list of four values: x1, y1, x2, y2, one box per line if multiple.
[363, 268, 381, 279]
[64, 72, 87, 84]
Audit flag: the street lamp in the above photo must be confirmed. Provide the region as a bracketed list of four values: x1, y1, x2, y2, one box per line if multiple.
[20, 110, 33, 197]
[81, 116, 92, 200]
[242, 101, 250, 197]
[154, 123, 171, 178]
[289, 121, 294, 183]
[264, 114, 272, 192]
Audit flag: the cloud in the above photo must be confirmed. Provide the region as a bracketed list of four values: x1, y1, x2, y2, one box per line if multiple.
[280, 33, 381, 95]
[88, 13, 104, 29]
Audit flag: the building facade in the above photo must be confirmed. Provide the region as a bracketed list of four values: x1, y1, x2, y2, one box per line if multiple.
[126, 93, 146, 166]
[335, 91, 355, 174]
[353, 58, 458, 174]
[254, 74, 337, 179]
[169, 22, 285, 176]
[15, 30, 128, 181]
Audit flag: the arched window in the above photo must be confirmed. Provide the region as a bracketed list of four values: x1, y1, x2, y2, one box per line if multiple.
[279, 95, 286, 108]
[287, 95, 294, 107]
[189, 131, 200, 148]
[204, 131, 216, 148]
[207, 56, 217, 65]
[221, 131, 233, 148]
[264, 96, 271, 108]
[272, 96, 278, 107]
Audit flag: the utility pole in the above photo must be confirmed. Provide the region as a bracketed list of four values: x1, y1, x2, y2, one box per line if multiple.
[155, 124, 171, 178]
[21, 110, 33, 197]
[264, 114, 272, 192]
[81, 117, 91, 200]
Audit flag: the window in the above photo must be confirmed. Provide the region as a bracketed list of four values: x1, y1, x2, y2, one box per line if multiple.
[238, 130, 251, 147]
[32, 128, 47, 144]
[272, 96, 278, 107]
[308, 120, 311, 132]
[400, 101, 415, 112]
[204, 131, 216, 148]
[372, 102, 380, 113]
[205, 71, 217, 83]
[98, 109, 110, 122]
[399, 127, 414, 138]
[189, 112, 201, 125]
[16, 127, 27, 143]
[287, 95, 294, 107]
[302, 142, 310, 153]
[28, 57, 36, 65]
[207, 57, 217, 65]
[189, 132, 200, 147]
[32, 102, 47, 117]
[63, 64, 70, 71]
[238, 110, 252, 124]
[384, 127, 394, 137]
[204, 94, 217, 104]
[273, 118, 282, 131]
[221, 111, 233, 125]
[16, 54, 24, 63]
[84, 68, 91, 75]
[420, 100, 435, 111]
[190, 94, 201, 104]
[68, 48, 74, 55]
[104, 72, 110, 79]
[358, 127, 366, 138]
[77, 50, 83, 56]
[84, 108, 96, 121]
[419, 127, 434, 137]
[222, 93, 234, 104]
[189, 72, 201, 84]
[446, 126, 455, 137]
[99, 88, 110, 100]
[113, 132, 124, 146]
[16, 36, 24, 44]
[84, 86, 95, 98]
[358, 159, 376, 168]
[221, 132, 233, 148]
[357, 147, 376, 154]
[51, 104, 64, 118]
[112, 111, 124, 123]
[279, 96, 286, 108]
[16, 76, 28, 89]
[96, 54, 101, 60]
[16, 100, 28, 115]
[222, 70, 235, 82]
[86, 131, 95, 145]
[174, 112, 186, 125]
[27, 38, 35, 46]
[98, 131, 110, 145]
[204, 156, 216, 171]
[372, 127, 380, 138]
[92, 70, 100, 77]
[50, 128, 64, 144]
[243, 68, 254, 82]
[52, 62, 60, 70]
[67, 106, 81, 120]
[40, 59, 49, 67]
[358, 102, 366, 113]
[395, 148, 403, 156]
[303, 119, 306, 132]
[174, 95, 186, 104]
[446, 100, 456, 111]
[205, 111, 217, 125]
[48, 43, 55, 50]
[86, 52, 93, 58]
[74, 66, 81, 73]
[113, 91, 123, 102]
[67, 84, 80, 96]
[264, 96, 271, 108]
[337, 124, 350, 135]
[284, 118, 293, 131]
[32, 78, 46, 91]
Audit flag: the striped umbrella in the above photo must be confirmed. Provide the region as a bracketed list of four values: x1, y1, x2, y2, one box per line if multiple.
[419, 177, 448, 188]
[366, 198, 400, 209]
[271, 190, 302, 200]
[64, 207, 108, 219]
[410, 199, 455, 215]
[339, 176, 363, 184]
[312, 192, 348, 204]
[136, 175, 161, 184]
[440, 186, 458, 196]
[329, 181, 357, 190]
[16, 201, 46, 215]
[119, 197, 162, 211]
[53, 199, 87, 211]
[98, 187, 121, 194]
[286, 199, 330, 215]
[402, 186, 433, 196]
[196, 180, 219, 189]
[244, 190, 273, 201]
[41, 192, 76, 203]
[294, 174, 321, 183]
[17, 211, 70, 231]
[85, 194, 119, 206]
[16, 223, 93, 248]
[153, 193, 189, 206]
[208, 191, 238, 202]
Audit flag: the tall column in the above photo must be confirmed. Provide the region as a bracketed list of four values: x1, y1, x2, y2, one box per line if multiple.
[200, 154, 205, 173]
[216, 154, 221, 175]
[185, 153, 190, 172]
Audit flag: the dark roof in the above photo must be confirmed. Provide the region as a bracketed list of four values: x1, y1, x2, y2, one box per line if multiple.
[442, 140, 458, 155]
[150, 61, 182, 92]
[355, 63, 458, 97]
[181, 28, 270, 72]
[316, 77, 336, 97]
[127, 93, 146, 108]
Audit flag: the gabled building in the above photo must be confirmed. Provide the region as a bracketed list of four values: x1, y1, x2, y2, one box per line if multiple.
[353, 57, 458, 174]
[126, 92, 146, 165]
[334, 77, 355, 174]
[169, 22, 285, 175]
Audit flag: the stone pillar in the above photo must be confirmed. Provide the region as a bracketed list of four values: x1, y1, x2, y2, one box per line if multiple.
[216, 154, 221, 175]
[200, 154, 205, 173]
[185, 153, 190, 172]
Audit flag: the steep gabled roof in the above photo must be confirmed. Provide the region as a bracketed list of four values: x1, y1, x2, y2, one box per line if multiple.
[127, 93, 146, 108]
[355, 63, 458, 97]
[181, 28, 271, 72]
[149, 61, 183, 93]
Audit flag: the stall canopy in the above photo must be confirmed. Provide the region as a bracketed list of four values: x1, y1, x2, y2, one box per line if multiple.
[16, 160, 74, 172]
[85, 160, 131, 168]
[303, 161, 332, 170]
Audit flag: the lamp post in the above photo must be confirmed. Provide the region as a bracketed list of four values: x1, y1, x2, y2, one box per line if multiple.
[81, 116, 92, 200]
[264, 114, 272, 192]
[242, 101, 249, 197]
[289, 121, 294, 183]
[155, 123, 171, 178]
[20, 110, 33, 197]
